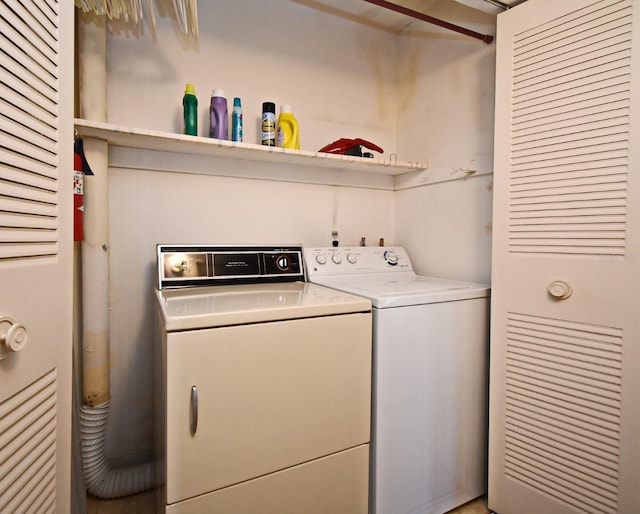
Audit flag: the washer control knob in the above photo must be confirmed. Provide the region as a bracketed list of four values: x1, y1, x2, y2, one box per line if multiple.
[387, 253, 399, 266]
[315, 254, 327, 265]
[332, 253, 343, 264]
[347, 254, 358, 264]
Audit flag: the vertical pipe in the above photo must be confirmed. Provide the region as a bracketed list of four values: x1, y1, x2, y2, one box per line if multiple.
[77, 12, 110, 408]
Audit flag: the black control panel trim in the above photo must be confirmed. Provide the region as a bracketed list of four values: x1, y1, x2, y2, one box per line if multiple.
[157, 244, 305, 289]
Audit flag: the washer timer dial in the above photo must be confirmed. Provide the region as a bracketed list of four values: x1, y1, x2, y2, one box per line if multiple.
[384, 250, 399, 266]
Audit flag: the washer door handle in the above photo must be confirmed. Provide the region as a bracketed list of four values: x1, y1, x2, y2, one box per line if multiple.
[190, 385, 198, 435]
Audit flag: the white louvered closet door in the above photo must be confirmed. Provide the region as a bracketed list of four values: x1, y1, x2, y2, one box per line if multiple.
[489, 0, 640, 513]
[0, 1, 73, 513]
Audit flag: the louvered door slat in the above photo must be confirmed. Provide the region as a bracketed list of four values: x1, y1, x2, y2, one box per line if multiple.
[507, 326, 623, 362]
[514, 90, 629, 122]
[504, 448, 617, 512]
[513, 2, 632, 69]
[0, 111, 57, 156]
[507, 412, 618, 468]
[511, 149, 628, 172]
[510, 198, 626, 211]
[511, 188, 626, 203]
[0, 243, 58, 260]
[506, 0, 632, 257]
[511, 174, 627, 190]
[513, 127, 628, 155]
[0, 85, 57, 134]
[1, 155, 58, 183]
[0, 76, 56, 138]
[0, 369, 58, 513]
[0, 213, 57, 230]
[514, 110, 629, 142]
[506, 377, 620, 430]
[508, 393, 619, 444]
[504, 440, 618, 492]
[515, 72, 630, 115]
[514, 58, 631, 113]
[3, 436, 56, 513]
[498, 305, 625, 513]
[514, 102, 629, 134]
[2, 4, 57, 68]
[0, 196, 57, 218]
[0, 179, 57, 202]
[0, 163, 58, 190]
[507, 387, 620, 433]
[1, 0, 62, 264]
[0, 40, 57, 97]
[515, 41, 631, 95]
[510, 222, 625, 232]
[511, 165, 626, 182]
[507, 361, 621, 401]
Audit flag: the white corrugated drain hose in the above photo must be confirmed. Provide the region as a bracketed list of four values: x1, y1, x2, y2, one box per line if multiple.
[80, 401, 155, 498]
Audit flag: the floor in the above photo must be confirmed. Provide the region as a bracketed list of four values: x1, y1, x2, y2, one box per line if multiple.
[87, 490, 490, 513]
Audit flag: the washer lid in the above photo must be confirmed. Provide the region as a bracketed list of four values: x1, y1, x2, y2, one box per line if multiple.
[156, 281, 371, 331]
[313, 274, 489, 308]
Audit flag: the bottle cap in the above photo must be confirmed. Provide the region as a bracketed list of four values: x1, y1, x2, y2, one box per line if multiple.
[212, 89, 225, 98]
[233, 97, 242, 107]
[184, 83, 196, 95]
[262, 102, 276, 113]
[281, 104, 293, 113]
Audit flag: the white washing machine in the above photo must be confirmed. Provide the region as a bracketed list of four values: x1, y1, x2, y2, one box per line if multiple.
[154, 245, 372, 514]
[304, 246, 490, 514]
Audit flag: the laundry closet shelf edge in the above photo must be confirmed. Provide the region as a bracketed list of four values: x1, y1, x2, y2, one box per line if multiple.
[74, 119, 427, 184]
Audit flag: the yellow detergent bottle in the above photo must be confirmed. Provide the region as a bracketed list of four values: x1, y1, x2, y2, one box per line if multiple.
[276, 104, 300, 149]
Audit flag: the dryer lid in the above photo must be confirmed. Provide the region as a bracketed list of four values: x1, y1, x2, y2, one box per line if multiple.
[156, 281, 371, 331]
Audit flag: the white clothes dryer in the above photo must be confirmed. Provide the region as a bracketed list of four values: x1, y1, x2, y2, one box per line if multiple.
[155, 245, 372, 514]
[305, 246, 490, 514]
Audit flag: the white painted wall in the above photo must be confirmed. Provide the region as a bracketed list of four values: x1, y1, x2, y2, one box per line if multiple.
[394, 33, 496, 284]
[95, 0, 496, 463]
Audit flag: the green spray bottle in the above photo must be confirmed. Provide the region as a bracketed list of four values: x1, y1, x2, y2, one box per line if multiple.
[183, 84, 198, 136]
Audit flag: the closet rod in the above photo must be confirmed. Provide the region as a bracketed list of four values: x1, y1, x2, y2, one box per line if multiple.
[364, 0, 494, 44]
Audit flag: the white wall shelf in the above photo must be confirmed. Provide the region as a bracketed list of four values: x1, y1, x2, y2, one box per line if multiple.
[74, 119, 428, 190]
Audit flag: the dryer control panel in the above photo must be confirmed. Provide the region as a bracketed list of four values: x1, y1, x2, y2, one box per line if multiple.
[158, 245, 304, 288]
[305, 247, 413, 277]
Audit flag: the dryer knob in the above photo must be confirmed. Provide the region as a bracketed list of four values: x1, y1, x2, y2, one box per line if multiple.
[315, 254, 327, 265]
[387, 254, 399, 266]
[276, 255, 290, 271]
[332, 254, 343, 264]
[347, 254, 358, 264]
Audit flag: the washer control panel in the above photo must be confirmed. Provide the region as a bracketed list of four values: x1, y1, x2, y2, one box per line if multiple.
[305, 247, 413, 277]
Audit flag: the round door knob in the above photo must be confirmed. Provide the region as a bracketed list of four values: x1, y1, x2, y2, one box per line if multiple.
[547, 280, 573, 300]
[6, 324, 27, 352]
[0, 317, 28, 360]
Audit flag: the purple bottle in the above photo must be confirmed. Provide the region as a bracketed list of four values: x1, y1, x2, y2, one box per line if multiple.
[209, 89, 228, 140]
